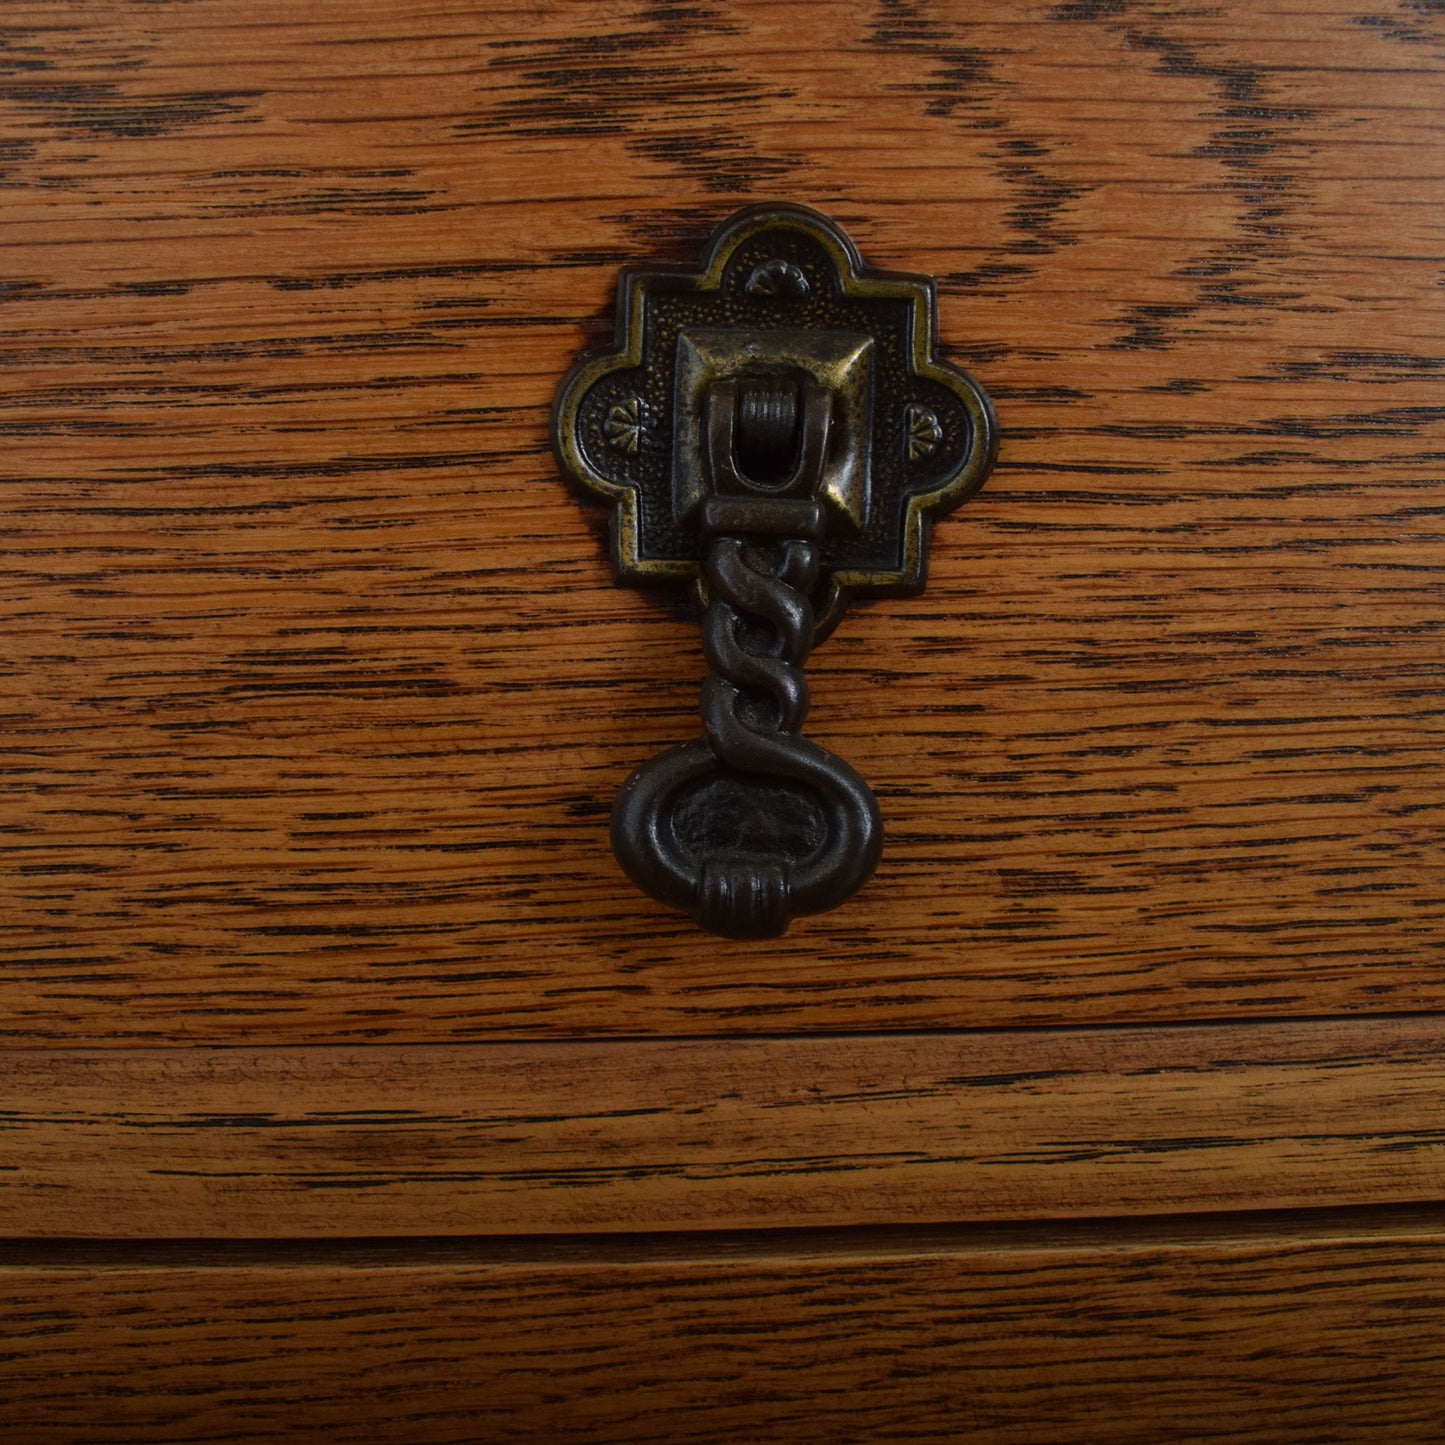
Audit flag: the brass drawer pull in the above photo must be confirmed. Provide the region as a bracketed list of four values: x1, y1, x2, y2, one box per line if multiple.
[553, 205, 997, 937]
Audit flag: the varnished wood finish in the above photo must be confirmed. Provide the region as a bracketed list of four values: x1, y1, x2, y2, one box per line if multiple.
[4, 2, 1445, 1435]
[4, 1219, 1445, 1443]
[3, 0, 1444, 1043]
[3, 1017, 1442, 1238]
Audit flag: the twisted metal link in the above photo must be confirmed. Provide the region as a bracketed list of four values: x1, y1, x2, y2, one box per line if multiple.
[610, 526, 882, 939]
[699, 536, 817, 770]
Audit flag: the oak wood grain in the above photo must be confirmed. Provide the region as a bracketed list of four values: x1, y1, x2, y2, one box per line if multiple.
[2, 1016, 1442, 1238]
[3, 4, 1444, 1429]
[3, 1220, 1445, 1443]
[2, 0, 1444, 1044]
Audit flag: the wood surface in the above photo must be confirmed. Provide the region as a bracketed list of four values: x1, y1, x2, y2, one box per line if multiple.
[3, 2, 1445, 1435]
[3, 1217, 1445, 1443]
[2, 1016, 1442, 1237]
[2, 0, 1444, 1044]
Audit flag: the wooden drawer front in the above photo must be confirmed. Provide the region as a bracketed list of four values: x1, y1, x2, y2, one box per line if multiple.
[5, 1221, 1445, 1444]
[3, 1, 1444, 1438]
[3, 0, 1444, 1044]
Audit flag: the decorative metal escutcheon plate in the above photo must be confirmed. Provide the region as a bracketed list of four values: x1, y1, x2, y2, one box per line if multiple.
[553, 204, 997, 938]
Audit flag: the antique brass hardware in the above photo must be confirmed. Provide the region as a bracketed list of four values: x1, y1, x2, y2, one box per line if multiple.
[552, 204, 997, 938]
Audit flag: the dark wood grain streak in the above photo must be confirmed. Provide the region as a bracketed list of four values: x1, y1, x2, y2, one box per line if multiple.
[6, 1200, 1443, 1264]
[2, 1017, 1442, 1238]
[3, 1221, 1445, 1443]
[1, 0, 1443, 1044]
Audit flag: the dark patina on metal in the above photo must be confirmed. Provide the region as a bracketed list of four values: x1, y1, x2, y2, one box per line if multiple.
[552, 204, 997, 938]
